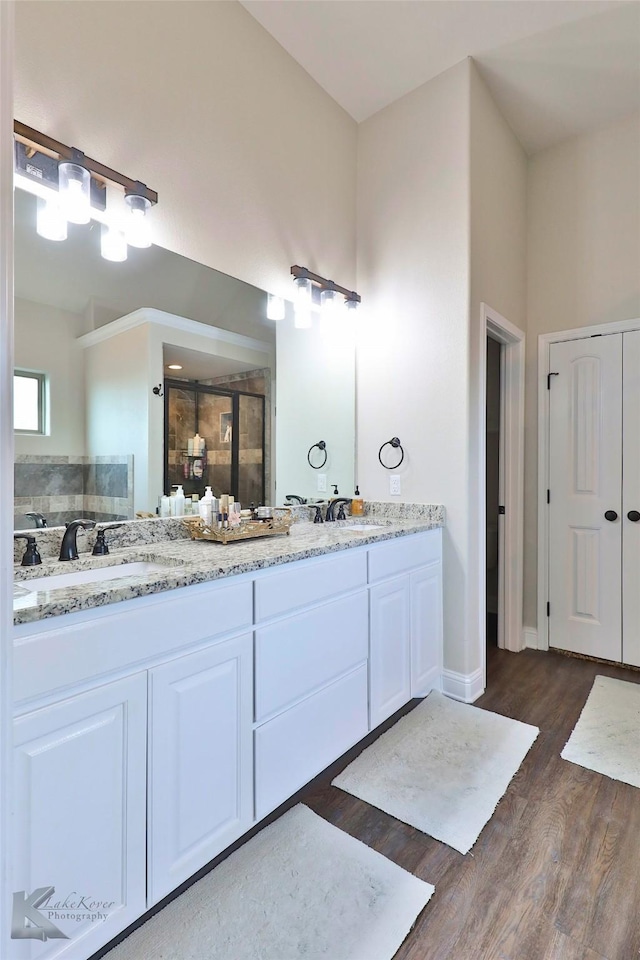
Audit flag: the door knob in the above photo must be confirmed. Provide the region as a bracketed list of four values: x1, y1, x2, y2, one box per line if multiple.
[628, 510, 640, 522]
[604, 510, 618, 522]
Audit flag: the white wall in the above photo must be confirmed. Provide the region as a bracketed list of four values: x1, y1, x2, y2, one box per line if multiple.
[84, 324, 152, 516]
[524, 112, 640, 629]
[14, 1, 357, 299]
[14, 297, 87, 455]
[276, 304, 356, 502]
[356, 61, 472, 675]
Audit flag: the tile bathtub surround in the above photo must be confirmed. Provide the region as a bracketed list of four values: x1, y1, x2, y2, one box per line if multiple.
[14, 455, 134, 535]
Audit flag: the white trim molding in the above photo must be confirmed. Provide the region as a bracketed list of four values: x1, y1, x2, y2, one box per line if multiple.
[442, 668, 485, 704]
[479, 304, 526, 677]
[78, 306, 273, 355]
[537, 317, 640, 652]
[523, 627, 539, 650]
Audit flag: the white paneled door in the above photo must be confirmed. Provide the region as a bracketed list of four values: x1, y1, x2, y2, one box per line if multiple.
[548, 331, 640, 664]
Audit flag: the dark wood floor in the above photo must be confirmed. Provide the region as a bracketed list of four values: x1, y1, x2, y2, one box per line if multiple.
[305, 647, 640, 960]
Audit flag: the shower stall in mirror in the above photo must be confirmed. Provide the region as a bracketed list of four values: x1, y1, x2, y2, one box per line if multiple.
[164, 379, 266, 507]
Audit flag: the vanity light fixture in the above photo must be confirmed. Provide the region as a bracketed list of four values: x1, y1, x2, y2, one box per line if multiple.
[266, 293, 286, 322]
[13, 120, 158, 262]
[100, 223, 128, 263]
[292, 273, 313, 329]
[36, 195, 67, 242]
[57, 149, 91, 224]
[124, 185, 152, 248]
[290, 265, 361, 328]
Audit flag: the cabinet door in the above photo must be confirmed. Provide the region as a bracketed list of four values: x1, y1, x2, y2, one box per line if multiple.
[369, 576, 411, 729]
[148, 634, 253, 905]
[411, 563, 442, 697]
[11, 674, 147, 960]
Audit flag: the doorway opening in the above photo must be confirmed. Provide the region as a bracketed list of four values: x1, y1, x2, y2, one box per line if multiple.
[478, 304, 526, 695]
[486, 335, 501, 649]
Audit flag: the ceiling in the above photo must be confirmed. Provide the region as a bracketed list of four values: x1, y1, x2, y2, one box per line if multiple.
[240, 0, 640, 154]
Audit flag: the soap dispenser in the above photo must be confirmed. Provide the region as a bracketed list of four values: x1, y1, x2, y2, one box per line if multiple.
[199, 486, 215, 528]
[351, 486, 364, 516]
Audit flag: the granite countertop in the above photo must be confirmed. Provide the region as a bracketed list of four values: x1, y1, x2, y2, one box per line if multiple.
[13, 509, 444, 627]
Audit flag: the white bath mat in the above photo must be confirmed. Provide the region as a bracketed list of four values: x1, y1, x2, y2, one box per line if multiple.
[561, 675, 640, 787]
[332, 690, 539, 854]
[104, 804, 434, 960]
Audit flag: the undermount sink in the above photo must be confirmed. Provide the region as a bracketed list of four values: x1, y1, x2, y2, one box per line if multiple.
[14, 561, 176, 596]
[337, 523, 384, 532]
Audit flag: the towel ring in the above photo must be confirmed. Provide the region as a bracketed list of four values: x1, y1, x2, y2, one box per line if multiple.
[378, 437, 404, 470]
[307, 440, 328, 469]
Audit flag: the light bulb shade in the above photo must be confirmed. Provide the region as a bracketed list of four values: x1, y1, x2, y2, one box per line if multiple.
[101, 223, 128, 262]
[124, 193, 152, 248]
[58, 160, 91, 224]
[266, 293, 286, 321]
[36, 195, 67, 241]
[294, 276, 312, 307]
[320, 288, 340, 319]
[345, 297, 359, 312]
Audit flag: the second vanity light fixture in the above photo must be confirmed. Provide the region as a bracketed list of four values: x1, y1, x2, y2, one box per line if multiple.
[13, 121, 158, 262]
[290, 265, 361, 329]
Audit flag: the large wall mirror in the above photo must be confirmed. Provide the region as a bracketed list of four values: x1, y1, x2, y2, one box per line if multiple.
[13, 187, 356, 530]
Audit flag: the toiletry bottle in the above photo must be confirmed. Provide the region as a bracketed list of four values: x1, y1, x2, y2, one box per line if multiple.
[199, 486, 215, 528]
[160, 495, 171, 518]
[173, 485, 186, 517]
[352, 486, 364, 516]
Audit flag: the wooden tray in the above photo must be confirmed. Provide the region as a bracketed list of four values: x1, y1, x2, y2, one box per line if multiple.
[182, 509, 293, 544]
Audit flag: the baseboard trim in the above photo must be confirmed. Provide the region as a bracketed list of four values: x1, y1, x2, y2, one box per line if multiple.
[441, 667, 484, 703]
[524, 627, 539, 650]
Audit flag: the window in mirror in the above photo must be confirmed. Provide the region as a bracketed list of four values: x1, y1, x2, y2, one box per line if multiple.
[13, 370, 47, 434]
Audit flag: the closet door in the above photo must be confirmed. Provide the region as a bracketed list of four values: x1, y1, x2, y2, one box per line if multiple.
[623, 330, 640, 666]
[548, 335, 622, 661]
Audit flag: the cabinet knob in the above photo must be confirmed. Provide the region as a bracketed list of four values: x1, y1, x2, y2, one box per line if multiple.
[604, 510, 618, 522]
[628, 510, 640, 522]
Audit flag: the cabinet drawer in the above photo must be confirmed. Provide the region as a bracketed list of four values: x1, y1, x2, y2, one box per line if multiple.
[368, 529, 441, 583]
[254, 549, 367, 622]
[255, 591, 368, 722]
[255, 665, 368, 820]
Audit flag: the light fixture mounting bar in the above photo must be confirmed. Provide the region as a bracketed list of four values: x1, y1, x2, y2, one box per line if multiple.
[290, 264, 361, 304]
[13, 120, 158, 204]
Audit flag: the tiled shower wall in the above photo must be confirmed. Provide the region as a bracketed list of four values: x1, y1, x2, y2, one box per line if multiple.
[14, 455, 134, 528]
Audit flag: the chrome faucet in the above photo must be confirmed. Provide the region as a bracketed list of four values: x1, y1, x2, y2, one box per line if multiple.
[59, 519, 96, 561]
[325, 498, 352, 522]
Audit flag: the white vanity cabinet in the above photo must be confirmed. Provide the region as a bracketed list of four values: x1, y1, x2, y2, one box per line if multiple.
[368, 529, 442, 728]
[11, 673, 147, 960]
[10, 526, 442, 960]
[253, 550, 370, 819]
[147, 633, 253, 905]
